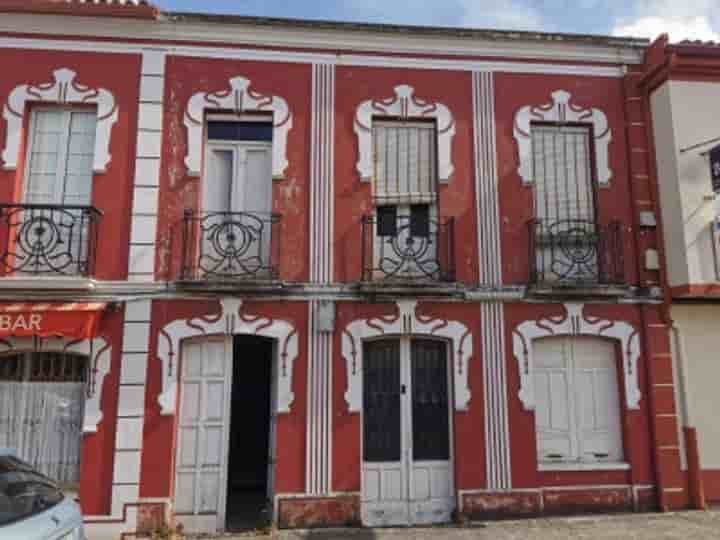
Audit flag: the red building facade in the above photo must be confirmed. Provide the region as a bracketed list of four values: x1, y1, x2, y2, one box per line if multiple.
[0, 3, 692, 538]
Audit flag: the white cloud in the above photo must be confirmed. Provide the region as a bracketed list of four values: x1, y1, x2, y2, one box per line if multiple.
[459, 0, 546, 31]
[611, 0, 719, 42]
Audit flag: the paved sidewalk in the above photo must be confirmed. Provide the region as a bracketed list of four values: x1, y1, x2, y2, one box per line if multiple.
[198, 511, 720, 540]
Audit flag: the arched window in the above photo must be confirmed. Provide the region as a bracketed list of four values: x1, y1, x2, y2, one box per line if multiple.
[0, 352, 88, 487]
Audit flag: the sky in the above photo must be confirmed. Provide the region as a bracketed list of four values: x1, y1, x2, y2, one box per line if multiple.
[154, 0, 720, 43]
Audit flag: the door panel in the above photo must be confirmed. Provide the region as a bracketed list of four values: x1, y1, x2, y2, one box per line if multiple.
[174, 338, 233, 533]
[362, 340, 407, 526]
[409, 340, 454, 525]
[361, 338, 455, 527]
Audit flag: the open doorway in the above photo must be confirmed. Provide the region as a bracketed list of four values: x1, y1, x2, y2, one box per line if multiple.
[226, 335, 275, 531]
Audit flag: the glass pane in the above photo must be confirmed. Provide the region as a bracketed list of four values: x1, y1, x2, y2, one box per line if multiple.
[207, 121, 273, 142]
[204, 149, 234, 213]
[411, 340, 450, 461]
[363, 340, 401, 463]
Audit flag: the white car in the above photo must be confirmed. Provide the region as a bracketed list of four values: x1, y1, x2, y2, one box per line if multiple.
[0, 449, 85, 540]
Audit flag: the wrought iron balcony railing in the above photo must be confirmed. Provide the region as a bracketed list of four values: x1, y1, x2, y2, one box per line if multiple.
[181, 209, 282, 281]
[0, 204, 102, 277]
[528, 218, 625, 287]
[361, 214, 455, 282]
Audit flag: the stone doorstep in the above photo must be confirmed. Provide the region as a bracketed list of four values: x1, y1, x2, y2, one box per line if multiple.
[177, 510, 720, 540]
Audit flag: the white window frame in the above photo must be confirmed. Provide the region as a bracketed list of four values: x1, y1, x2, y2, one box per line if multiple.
[534, 336, 628, 472]
[23, 106, 97, 206]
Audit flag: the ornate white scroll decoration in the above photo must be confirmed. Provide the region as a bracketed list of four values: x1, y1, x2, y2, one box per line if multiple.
[513, 90, 612, 186]
[2, 68, 118, 173]
[184, 76, 292, 178]
[0, 335, 111, 434]
[341, 300, 472, 413]
[354, 85, 456, 183]
[156, 298, 298, 416]
[512, 303, 640, 411]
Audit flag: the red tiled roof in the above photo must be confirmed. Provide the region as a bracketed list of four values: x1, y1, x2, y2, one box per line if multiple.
[0, 0, 158, 19]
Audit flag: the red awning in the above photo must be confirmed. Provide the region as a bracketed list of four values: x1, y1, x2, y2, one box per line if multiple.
[0, 302, 106, 339]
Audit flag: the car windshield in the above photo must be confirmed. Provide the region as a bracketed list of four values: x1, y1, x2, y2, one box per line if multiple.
[0, 455, 64, 527]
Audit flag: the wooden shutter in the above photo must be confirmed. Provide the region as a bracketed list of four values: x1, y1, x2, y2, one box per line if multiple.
[532, 125, 594, 222]
[573, 338, 623, 463]
[533, 338, 576, 462]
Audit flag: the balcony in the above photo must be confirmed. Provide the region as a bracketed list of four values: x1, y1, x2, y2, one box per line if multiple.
[528, 219, 626, 295]
[361, 214, 455, 287]
[0, 204, 101, 278]
[180, 210, 281, 284]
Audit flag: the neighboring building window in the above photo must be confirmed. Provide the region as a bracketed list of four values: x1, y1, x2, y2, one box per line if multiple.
[532, 124, 595, 222]
[0, 352, 87, 488]
[24, 109, 96, 206]
[533, 336, 624, 466]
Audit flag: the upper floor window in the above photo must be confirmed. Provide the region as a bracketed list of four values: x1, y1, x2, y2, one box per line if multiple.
[180, 116, 281, 281]
[0, 108, 102, 277]
[531, 124, 595, 223]
[533, 336, 624, 468]
[24, 109, 97, 206]
[528, 123, 625, 286]
[363, 120, 454, 282]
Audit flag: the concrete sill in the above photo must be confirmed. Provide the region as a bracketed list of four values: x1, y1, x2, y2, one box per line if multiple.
[539, 462, 631, 472]
[0, 277, 94, 291]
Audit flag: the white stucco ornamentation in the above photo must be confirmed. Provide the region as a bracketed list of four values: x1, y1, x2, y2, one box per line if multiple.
[354, 85, 456, 183]
[0, 335, 111, 434]
[513, 90, 612, 186]
[184, 76, 292, 178]
[512, 303, 641, 411]
[156, 298, 298, 416]
[1, 68, 118, 173]
[341, 300, 472, 413]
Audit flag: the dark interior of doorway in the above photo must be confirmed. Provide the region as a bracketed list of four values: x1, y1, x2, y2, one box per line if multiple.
[226, 335, 273, 532]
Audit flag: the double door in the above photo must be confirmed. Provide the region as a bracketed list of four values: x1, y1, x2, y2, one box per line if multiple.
[362, 338, 455, 527]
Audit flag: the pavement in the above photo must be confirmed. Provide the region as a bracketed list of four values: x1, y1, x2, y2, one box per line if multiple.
[190, 511, 720, 540]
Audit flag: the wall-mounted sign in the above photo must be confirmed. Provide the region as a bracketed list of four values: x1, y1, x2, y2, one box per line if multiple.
[710, 144, 720, 193]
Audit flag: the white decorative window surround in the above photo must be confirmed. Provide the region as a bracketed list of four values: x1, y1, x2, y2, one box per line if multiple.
[513, 90, 612, 186]
[0, 335, 111, 434]
[354, 85, 456, 183]
[341, 300, 472, 413]
[2, 68, 118, 173]
[512, 303, 640, 411]
[156, 298, 298, 416]
[184, 76, 292, 178]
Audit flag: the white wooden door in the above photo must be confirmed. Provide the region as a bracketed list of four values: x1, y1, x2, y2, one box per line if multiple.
[174, 337, 233, 534]
[361, 338, 454, 527]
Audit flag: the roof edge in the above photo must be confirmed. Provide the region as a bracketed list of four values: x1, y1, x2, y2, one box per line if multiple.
[161, 11, 648, 50]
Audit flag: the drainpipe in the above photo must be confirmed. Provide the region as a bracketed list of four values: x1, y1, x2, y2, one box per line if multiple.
[670, 322, 706, 510]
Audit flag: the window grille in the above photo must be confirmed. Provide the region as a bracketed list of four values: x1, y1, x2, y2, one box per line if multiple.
[531, 124, 595, 222]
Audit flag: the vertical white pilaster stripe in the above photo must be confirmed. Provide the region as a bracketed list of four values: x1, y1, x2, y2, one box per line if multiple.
[128, 49, 166, 280]
[109, 299, 151, 516]
[473, 71, 512, 490]
[306, 63, 335, 495]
